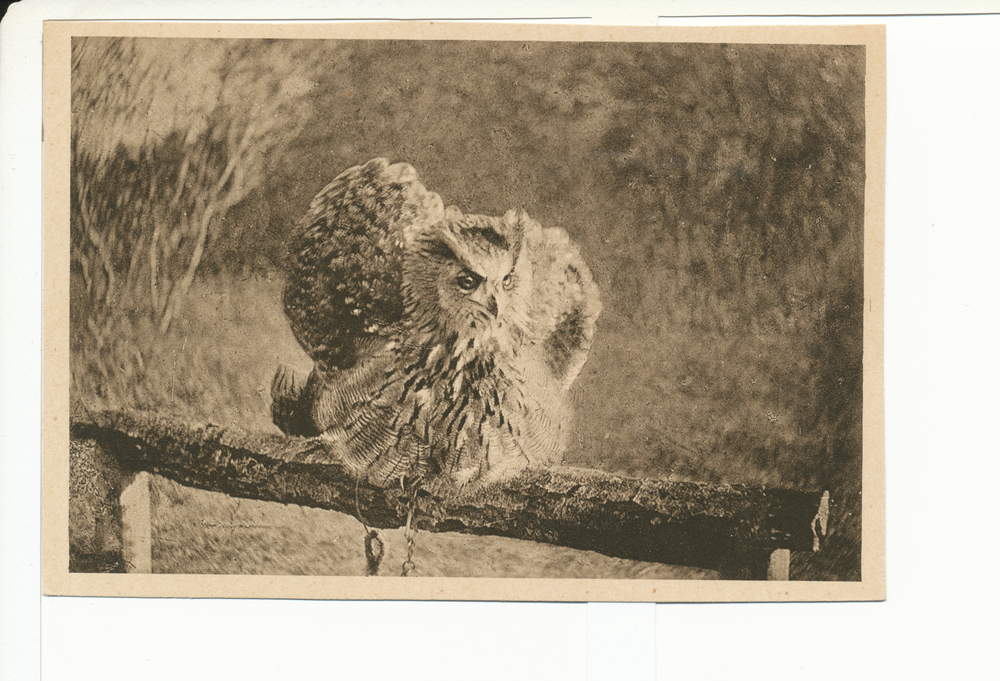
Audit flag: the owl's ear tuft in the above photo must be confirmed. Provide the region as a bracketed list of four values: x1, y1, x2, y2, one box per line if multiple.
[503, 208, 535, 257]
[503, 208, 526, 225]
[503, 207, 540, 234]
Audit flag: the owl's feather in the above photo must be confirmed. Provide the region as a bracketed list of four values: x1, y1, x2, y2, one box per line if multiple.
[283, 159, 444, 373]
[276, 158, 601, 490]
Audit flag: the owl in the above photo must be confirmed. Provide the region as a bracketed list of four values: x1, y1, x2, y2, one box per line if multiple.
[272, 158, 601, 491]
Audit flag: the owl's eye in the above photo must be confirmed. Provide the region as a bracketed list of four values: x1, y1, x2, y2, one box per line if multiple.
[456, 271, 481, 291]
[502, 272, 515, 291]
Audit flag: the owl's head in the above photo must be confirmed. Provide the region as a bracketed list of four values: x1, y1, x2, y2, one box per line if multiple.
[403, 207, 533, 358]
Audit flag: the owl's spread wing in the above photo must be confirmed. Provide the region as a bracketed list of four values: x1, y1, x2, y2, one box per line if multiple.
[522, 220, 603, 389]
[283, 158, 444, 373]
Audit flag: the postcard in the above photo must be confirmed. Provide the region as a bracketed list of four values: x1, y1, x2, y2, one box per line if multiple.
[43, 20, 885, 601]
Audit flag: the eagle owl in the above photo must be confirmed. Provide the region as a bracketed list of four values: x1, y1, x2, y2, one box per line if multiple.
[272, 158, 601, 491]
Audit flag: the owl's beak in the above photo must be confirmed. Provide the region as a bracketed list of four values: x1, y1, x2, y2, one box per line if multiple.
[485, 287, 508, 319]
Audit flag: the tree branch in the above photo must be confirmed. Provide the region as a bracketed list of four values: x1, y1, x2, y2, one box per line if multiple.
[70, 408, 829, 575]
[157, 203, 214, 334]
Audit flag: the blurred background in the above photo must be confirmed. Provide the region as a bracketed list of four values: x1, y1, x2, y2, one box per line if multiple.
[70, 37, 864, 580]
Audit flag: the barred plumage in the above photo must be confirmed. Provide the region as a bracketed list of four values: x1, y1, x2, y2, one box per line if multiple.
[273, 158, 601, 490]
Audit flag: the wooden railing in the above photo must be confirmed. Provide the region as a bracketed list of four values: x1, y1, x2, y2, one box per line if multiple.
[69, 409, 829, 580]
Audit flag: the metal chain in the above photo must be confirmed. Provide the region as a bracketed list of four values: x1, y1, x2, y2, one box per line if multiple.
[401, 483, 419, 577]
[364, 529, 385, 576]
[358, 475, 420, 577]
[356, 476, 386, 577]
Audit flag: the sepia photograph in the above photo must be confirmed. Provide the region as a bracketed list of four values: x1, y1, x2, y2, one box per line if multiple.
[44, 21, 885, 600]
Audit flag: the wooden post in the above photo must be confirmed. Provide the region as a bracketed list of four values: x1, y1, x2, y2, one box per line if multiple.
[69, 436, 154, 573]
[767, 549, 790, 581]
[119, 471, 153, 573]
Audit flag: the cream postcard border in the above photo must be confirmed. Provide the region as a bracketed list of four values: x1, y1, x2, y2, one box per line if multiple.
[42, 20, 886, 602]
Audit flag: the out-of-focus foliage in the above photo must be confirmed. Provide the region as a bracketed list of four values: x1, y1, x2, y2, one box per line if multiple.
[71, 39, 866, 580]
[71, 37, 324, 336]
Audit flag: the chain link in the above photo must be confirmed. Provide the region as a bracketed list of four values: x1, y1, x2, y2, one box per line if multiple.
[364, 529, 385, 576]
[358, 477, 420, 577]
[401, 483, 419, 576]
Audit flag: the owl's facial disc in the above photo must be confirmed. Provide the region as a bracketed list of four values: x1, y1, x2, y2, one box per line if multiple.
[405, 214, 527, 358]
[455, 250, 514, 320]
[423, 248, 517, 354]
[460, 273, 507, 320]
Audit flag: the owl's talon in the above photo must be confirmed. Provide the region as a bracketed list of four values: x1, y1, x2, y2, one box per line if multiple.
[271, 364, 319, 437]
[272, 364, 304, 401]
[271, 365, 286, 397]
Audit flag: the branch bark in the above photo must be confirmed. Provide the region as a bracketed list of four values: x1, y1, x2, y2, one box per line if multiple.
[70, 408, 829, 576]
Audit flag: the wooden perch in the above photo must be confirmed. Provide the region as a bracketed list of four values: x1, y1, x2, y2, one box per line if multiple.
[70, 409, 829, 580]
